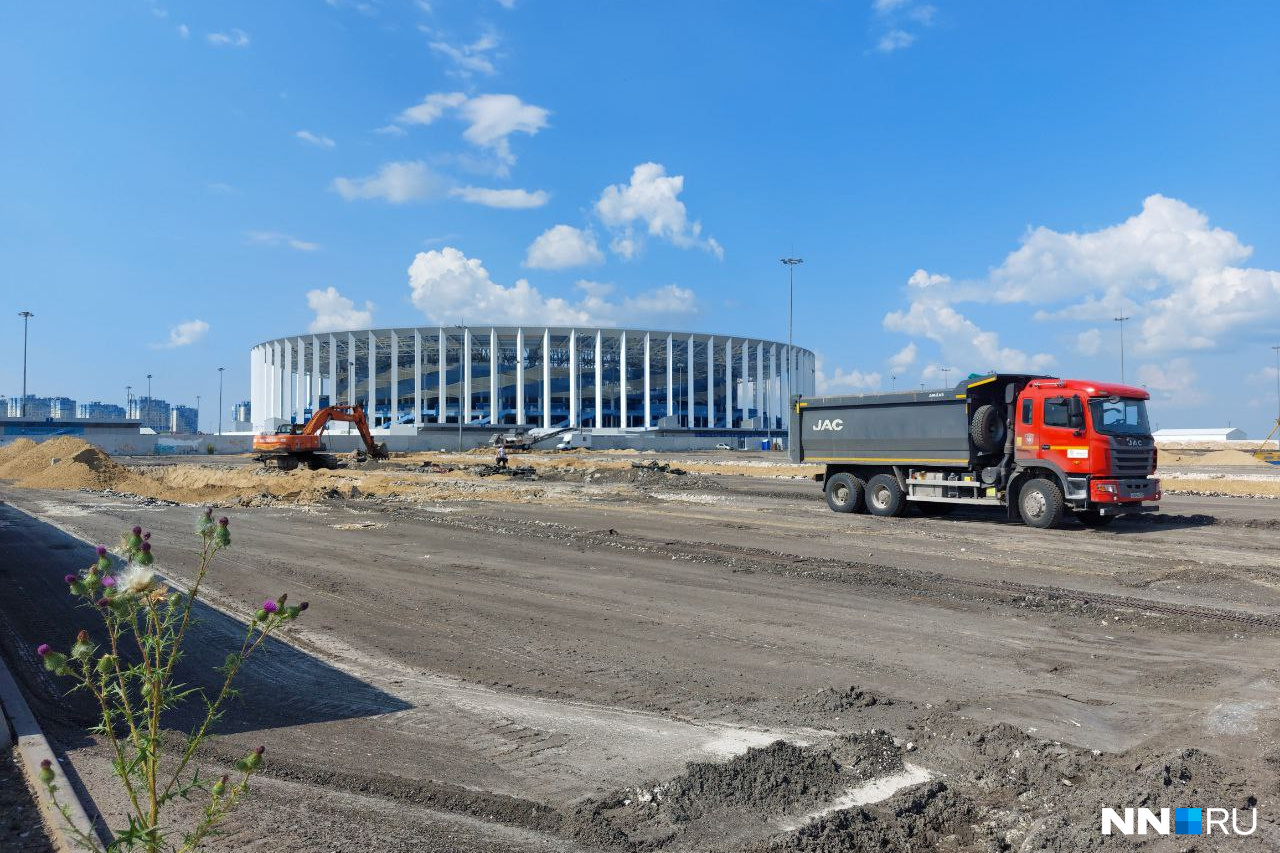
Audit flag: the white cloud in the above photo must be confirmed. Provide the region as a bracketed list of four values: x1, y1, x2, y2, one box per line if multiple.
[1074, 328, 1102, 356]
[524, 225, 604, 269]
[374, 124, 407, 137]
[395, 92, 549, 175]
[991, 194, 1280, 354]
[883, 269, 1054, 375]
[877, 29, 916, 52]
[887, 342, 917, 374]
[177, 24, 189, 39]
[407, 247, 696, 326]
[450, 186, 548, 209]
[430, 31, 499, 77]
[296, 130, 336, 148]
[154, 320, 209, 349]
[595, 163, 722, 260]
[207, 28, 250, 48]
[307, 287, 374, 333]
[332, 160, 446, 203]
[494, 0, 516, 8]
[1137, 358, 1205, 405]
[246, 231, 319, 252]
[815, 356, 882, 395]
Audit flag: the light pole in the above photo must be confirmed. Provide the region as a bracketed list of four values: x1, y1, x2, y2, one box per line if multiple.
[940, 366, 952, 387]
[126, 386, 132, 416]
[195, 395, 201, 434]
[780, 258, 803, 448]
[18, 311, 33, 417]
[1114, 315, 1130, 384]
[217, 367, 225, 435]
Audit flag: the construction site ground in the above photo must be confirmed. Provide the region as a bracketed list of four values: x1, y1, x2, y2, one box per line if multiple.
[1, 442, 1279, 850]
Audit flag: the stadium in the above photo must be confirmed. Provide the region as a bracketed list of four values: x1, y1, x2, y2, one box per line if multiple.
[250, 325, 814, 446]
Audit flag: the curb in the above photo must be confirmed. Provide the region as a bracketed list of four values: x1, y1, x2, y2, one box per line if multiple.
[0, 650, 98, 852]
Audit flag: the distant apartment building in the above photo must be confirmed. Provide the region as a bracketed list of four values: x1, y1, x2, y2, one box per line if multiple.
[77, 401, 128, 420]
[170, 405, 199, 434]
[6, 395, 76, 420]
[233, 401, 252, 423]
[128, 397, 171, 432]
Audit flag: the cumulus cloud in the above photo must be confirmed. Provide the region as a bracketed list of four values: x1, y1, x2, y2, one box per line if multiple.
[332, 160, 446, 203]
[815, 356, 882, 395]
[246, 231, 319, 252]
[1074, 328, 1102, 356]
[450, 186, 548, 209]
[296, 130, 336, 148]
[524, 225, 604, 269]
[177, 24, 189, 39]
[395, 92, 549, 175]
[207, 28, 249, 47]
[429, 31, 499, 76]
[307, 287, 374, 333]
[871, 0, 935, 52]
[887, 342, 917, 374]
[1137, 357, 1205, 405]
[595, 163, 723, 260]
[992, 194, 1280, 354]
[877, 29, 915, 52]
[407, 247, 696, 326]
[883, 269, 1054, 375]
[154, 320, 209, 349]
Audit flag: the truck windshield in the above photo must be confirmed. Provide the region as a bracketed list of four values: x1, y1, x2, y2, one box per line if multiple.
[1088, 397, 1150, 436]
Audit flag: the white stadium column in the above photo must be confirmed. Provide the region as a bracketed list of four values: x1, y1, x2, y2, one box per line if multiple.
[619, 331, 627, 428]
[741, 339, 750, 423]
[569, 330, 578, 427]
[367, 331, 377, 416]
[769, 344, 778, 427]
[643, 332, 651, 429]
[250, 347, 260, 431]
[516, 328, 526, 425]
[414, 329, 422, 428]
[284, 339, 294, 421]
[489, 327, 498, 426]
[328, 334, 337, 410]
[347, 333, 356, 408]
[594, 329, 602, 429]
[437, 328, 446, 424]
[463, 327, 472, 425]
[666, 333, 674, 418]
[686, 335, 695, 427]
[706, 335, 715, 429]
[541, 328, 551, 429]
[755, 341, 764, 424]
[725, 337, 733, 428]
[390, 330, 399, 426]
[311, 335, 320, 413]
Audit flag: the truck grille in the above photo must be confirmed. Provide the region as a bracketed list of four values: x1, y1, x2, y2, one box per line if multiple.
[1110, 446, 1154, 477]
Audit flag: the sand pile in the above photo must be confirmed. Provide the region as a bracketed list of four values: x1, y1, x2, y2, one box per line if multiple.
[0, 437, 150, 492]
[1160, 447, 1270, 466]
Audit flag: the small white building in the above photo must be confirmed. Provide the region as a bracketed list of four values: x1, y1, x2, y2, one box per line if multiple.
[1153, 427, 1247, 443]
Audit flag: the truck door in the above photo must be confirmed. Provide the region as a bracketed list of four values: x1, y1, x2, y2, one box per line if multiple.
[1036, 394, 1090, 473]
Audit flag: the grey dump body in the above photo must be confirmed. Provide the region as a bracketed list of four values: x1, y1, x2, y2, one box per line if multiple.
[789, 388, 973, 467]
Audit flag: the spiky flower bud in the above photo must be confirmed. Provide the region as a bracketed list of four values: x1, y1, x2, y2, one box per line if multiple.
[132, 526, 142, 536]
[212, 774, 228, 797]
[37, 643, 51, 657]
[262, 600, 278, 614]
[71, 630, 93, 660]
[299, 601, 309, 612]
[38, 759, 55, 785]
[42, 650, 68, 674]
[235, 745, 265, 773]
[64, 574, 76, 585]
[96, 654, 117, 675]
[215, 517, 230, 546]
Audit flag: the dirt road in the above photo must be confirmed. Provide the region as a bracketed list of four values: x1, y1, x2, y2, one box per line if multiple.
[2, 456, 1278, 850]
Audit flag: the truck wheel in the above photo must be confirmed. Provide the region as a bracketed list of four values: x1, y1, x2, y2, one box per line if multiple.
[824, 473, 863, 513]
[1075, 510, 1115, 529]
[1018, 478, 1064, 529]
[865, 474, 907, 517]
[970, 404, 1006, 454]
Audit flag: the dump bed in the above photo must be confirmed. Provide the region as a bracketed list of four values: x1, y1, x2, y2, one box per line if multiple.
[789, 387, 974, 466]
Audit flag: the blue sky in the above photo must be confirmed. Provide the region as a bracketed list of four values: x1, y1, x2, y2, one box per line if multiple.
[3, 0, 1278, 434]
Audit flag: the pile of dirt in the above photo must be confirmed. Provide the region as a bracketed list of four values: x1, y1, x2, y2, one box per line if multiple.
[0, 436, 151, 493]
[777, 780, 974, 853]
[1161, 447, 1271, 466]
[566, 734, 903, 850]
[795, 686, 894, 714]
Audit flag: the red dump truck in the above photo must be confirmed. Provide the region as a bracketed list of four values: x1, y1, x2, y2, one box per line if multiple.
[790, 373, 1160, 529]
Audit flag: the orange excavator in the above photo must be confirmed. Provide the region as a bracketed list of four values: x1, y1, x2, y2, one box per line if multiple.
[253, 405, 389, 470]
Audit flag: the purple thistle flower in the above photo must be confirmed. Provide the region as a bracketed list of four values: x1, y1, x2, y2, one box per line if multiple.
[96, 598, 111, 608]
[140, 542, 151, 553]
[132, 526, 142, 536]
[64, 574, 77, 585]
[95, 546, 107, 557]
[299, 601, 309, 611]
[218, 517, 229, 527]
[261, 600, 278, 614]
[102, 576, 116, 588]
[37, 643, 51, 657]
[143, 531, 151, 541]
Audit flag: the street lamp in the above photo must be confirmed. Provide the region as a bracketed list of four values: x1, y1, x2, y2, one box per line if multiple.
[940, 366, 952, 387]
[1114, 315, 1130, 384]
[195, 395, 201, 434]
[217, 367, 225, 435]
[18, 311, 33, 417]
[780, 258, 803, 449]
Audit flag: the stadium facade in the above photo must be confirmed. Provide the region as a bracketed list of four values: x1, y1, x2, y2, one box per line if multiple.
[250, 326, 815, 436]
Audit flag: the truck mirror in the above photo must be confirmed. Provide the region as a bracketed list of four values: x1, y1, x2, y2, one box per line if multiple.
[1068, 396, 1084, 430]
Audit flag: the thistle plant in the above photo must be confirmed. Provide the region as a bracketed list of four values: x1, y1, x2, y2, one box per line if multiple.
[36, 510, 307, 852]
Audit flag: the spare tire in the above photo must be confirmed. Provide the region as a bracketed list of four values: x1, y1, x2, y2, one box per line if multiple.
[970, 404, 1006, 454]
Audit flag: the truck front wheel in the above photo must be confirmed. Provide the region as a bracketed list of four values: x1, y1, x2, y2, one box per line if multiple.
[866, 474, 907, 518]
[1018, 478, 1065, 529]
[825, 473, 864, 513]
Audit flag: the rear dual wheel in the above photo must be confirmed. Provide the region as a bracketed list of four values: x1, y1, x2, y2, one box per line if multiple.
[825, 473, 865, 513]
[865, 474, 907, 518]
